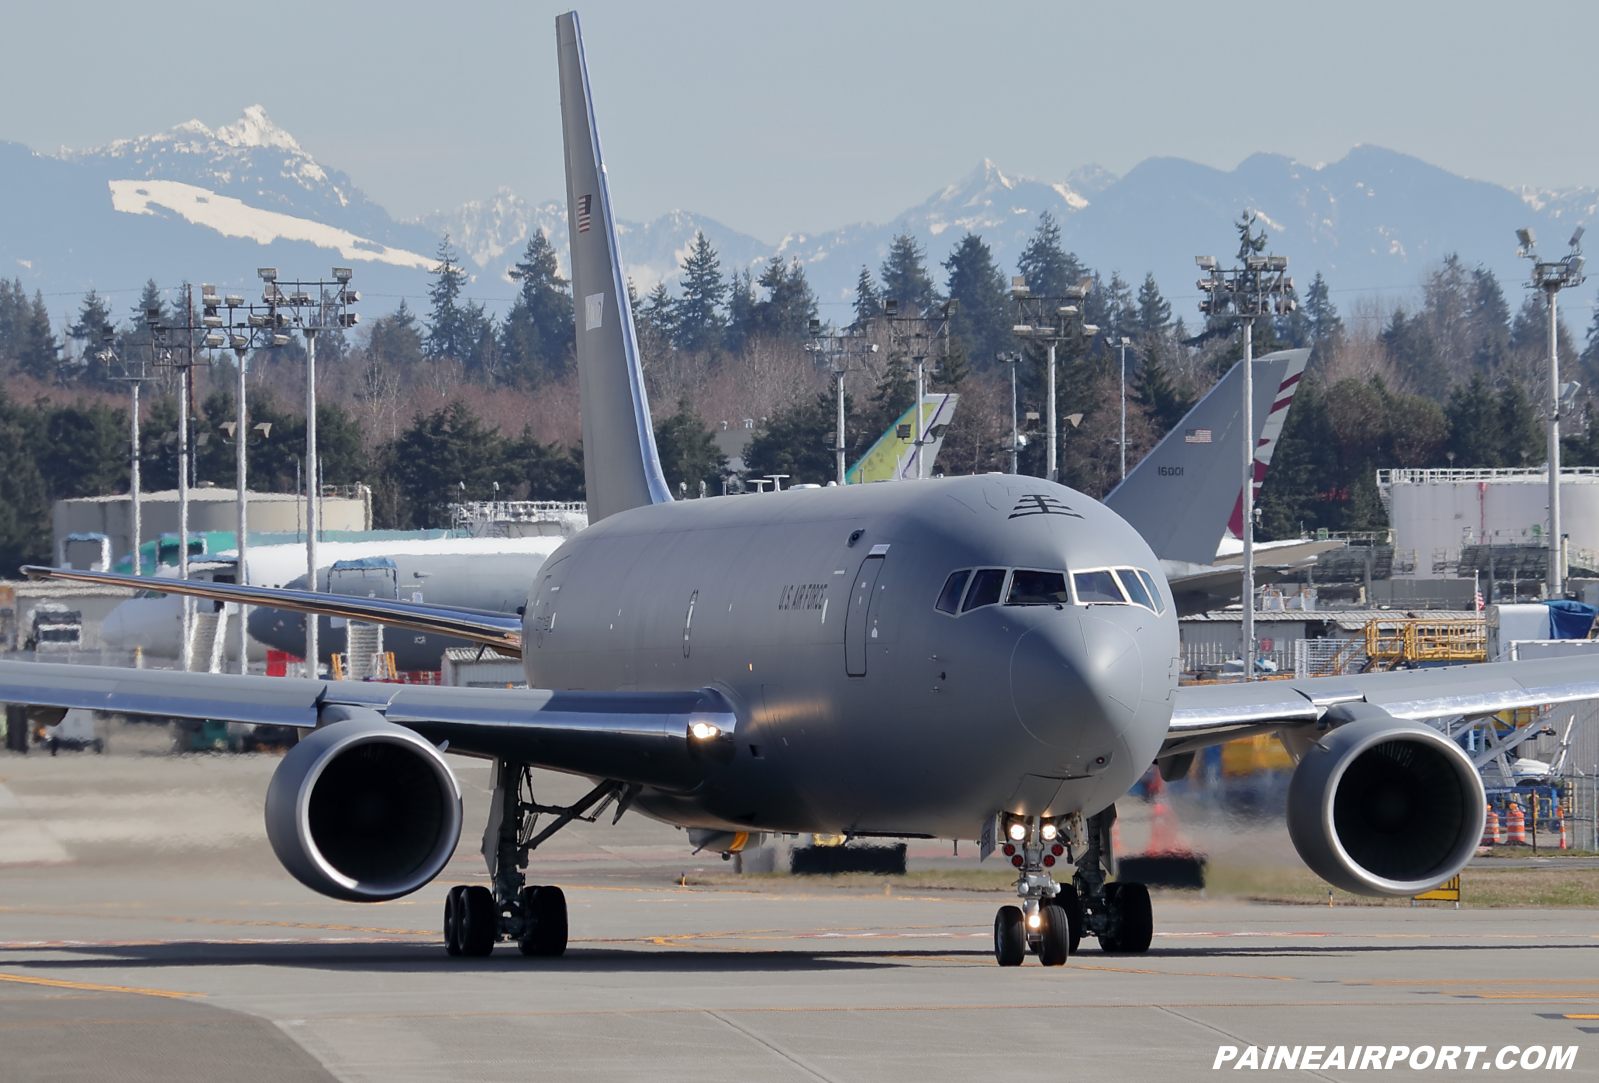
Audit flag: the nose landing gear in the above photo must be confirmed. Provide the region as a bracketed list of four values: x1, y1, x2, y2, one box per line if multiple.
[989, 804, 1151, 966]
[441, 760, 637, 959]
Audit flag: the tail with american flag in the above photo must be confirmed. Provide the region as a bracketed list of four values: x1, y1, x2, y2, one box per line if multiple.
[1104, 349, 1310, 566]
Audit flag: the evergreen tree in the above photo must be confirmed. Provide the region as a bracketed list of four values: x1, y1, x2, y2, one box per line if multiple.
[0, 278, 25, 360]
[425, 234, 479, 361]
[723, 266, 758, 353]
[644, 282, 678, 348]
[674, 232, 726, 352]
[852, 265, 881, 326]
[33, 402, 128, 498]
[879, 233, 938, 316]
[392, 400, 510, 528]
[1101, 272, 1135, 344]
[1445, 373, 1510, 466]
[1132, 358, 1195, 438]
[1015, 211, 1084, 298]
[1303, 272, 1341, 342]
[1468, 268, 1511, 374]
[517, 433, 585, 500]
[743, 395, 836, 486]
[753, 256, 817, 340]
[0, 410, 48, 574]
[653, 401, 726, 496]
[368, 300, 426, 368]
[501, 231, 575, 384]
[941, 233, 1009, 370]
[16, 289, 60, 381]
[1135, 274, 1171, 341]
[1381, 308, 1447, 396]
[67, 291, 115, 384]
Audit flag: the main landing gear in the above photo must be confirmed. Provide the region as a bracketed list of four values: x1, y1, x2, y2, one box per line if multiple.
[442, 760, 638, 958]
[991, 804, 1152, 967]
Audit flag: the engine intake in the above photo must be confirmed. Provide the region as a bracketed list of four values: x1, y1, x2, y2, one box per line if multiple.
[1286, 706, 1485, 897]
[265, 712, 462, 901]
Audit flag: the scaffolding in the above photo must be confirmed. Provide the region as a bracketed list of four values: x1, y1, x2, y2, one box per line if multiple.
[1363, 617, 1486, 670]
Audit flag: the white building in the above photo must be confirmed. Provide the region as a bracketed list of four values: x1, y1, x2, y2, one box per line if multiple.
[1378, 467, 1599, 571]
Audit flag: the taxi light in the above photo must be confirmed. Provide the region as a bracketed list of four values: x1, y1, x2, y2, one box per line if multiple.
[1050, 843, 1064, 857]
[1041, 823, 1058, 840]
[1011, 855, 1024, 868]
[1027, 913, 1041, 929]
[1002, 844, 1016, 857]
[689, 721, 720, 740]
[1043, 855, 1056, 867]
[1007, 822, 1027, 842]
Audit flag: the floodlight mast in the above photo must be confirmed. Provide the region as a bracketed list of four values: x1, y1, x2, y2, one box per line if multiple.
[244, 268, 357, 674]
[805, 322, 878, 485]
[1010, 277, 1096, 483]
[880, 299, 956, 480]
[1195, 214, 1295, 679]
[105, 323, 151, 578]
[1518, 227, 1586, 595]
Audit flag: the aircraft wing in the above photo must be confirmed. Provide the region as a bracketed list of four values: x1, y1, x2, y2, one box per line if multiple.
[0, 659, 733, 792]
[1163, 656, 1599, 755]
[24, 566, 524, 656]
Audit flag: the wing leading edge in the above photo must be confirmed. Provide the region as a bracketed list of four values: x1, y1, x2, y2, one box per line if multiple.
[0, 659, 735, 792]
[1165, 656, 1599, 755]
[24, 566, 524, 656]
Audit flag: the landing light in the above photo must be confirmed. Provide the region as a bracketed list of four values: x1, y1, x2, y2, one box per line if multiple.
[1041, 823, 1058, 840]
[689, 721, 720, 740]
[1007, 822, 1027, 841]
[1027, 913, 1041, 929]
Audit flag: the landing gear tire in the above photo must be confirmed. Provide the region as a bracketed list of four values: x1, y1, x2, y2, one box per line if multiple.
[1056, 882, 1084, 954]
[443, 885, 466, 956]
[1037, 903, 1070, 967]
[994, 905, 1026, 967]
[459, 885, 498, 957]
[518, 885, 568, 957]
[1098, 881, 1153, 954]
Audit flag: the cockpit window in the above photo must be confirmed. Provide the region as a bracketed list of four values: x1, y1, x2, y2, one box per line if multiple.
[1072, 569, 1126, 604]
[1116, 568, 1155, 611]
[935, 570, 970, 615]
[1135, 569, 1166, 614]
[962, 568, 1007, 612]
[1006, 570, 1069, 606]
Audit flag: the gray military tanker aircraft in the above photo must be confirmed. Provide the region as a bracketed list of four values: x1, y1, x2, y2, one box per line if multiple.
[6, 11, 1599, 967]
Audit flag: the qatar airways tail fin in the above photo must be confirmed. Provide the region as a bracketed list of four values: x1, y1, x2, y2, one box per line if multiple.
[557, 11, 672, 523]
[1104, 348, 1309, 566]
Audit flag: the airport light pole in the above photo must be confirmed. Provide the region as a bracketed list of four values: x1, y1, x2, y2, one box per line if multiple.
[1516, 226, 1586, 597]
[202, 286, 289, 674]
[1114, 335, 1132, 482]
[252, 268, 359, 675]
[804, 321, 878, 485]
[880, 299, 956, 480]
[1009, 276, 1097, 483]
[1196, 213, 1295, 679]
[104, 324, 151, 576]
[1000, 353, 1024, 475]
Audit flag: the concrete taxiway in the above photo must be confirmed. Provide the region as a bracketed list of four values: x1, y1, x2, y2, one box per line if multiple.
[1, 726, 1593, 1081]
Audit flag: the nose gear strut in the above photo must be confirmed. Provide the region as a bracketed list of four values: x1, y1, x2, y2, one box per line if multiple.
[989, 803, 1152, 966]
[443, 759, 639, 958]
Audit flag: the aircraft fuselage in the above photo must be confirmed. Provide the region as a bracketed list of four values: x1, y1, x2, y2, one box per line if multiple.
[523, 473, 1179, 840]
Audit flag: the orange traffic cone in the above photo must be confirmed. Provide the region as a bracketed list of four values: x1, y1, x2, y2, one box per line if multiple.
[1557, 807, 1568, 850]
[1481, 806, 1500, 848]
[1504, 801, 1528, 846]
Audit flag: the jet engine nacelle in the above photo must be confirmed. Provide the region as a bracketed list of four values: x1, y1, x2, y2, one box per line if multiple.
[264, 711, 462, 902]
[1286, 705, 1485, 897]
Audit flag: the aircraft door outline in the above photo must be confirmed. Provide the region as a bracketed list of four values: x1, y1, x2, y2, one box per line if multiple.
[845, 553, 886, 677]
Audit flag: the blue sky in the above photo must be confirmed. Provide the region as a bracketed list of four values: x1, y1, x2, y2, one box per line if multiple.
[3, 1, 1595, 242]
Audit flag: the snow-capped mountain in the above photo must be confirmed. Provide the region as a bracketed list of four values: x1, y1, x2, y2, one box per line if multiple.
[3, 108, 1596, 334]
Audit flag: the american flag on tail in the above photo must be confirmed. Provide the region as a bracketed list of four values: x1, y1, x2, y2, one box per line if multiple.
[577, 194, 592, 233]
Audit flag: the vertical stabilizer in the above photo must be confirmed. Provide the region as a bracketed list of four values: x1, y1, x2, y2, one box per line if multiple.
[557, 12, 672, 523]
[1104, 348, 1308, 565]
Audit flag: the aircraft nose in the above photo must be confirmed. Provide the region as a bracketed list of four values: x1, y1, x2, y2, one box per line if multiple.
[1008, 611, 1142, 756]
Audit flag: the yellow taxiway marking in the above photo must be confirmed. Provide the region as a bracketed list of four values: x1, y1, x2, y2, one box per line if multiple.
[1564, 1014, 1599, 1019]
[0, 972, 200, 1000]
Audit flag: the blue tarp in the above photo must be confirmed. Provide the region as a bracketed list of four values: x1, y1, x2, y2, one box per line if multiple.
[331, 557, 398, 571]
[1545, 599, 1597, 639]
